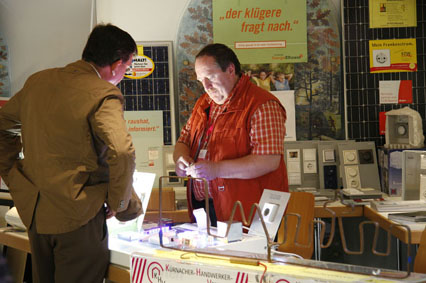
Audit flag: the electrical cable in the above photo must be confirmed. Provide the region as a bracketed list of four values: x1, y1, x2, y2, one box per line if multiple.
[258, 262, 267, 283]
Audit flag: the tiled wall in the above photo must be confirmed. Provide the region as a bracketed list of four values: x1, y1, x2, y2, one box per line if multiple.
[117, 44, 174, 145]
[343, 0, 426, 146]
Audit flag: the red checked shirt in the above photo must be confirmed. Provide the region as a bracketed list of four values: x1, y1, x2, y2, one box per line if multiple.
[178, 97, 286, 201]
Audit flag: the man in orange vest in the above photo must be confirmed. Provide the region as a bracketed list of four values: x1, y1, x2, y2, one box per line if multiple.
[173, 43, 288, 226]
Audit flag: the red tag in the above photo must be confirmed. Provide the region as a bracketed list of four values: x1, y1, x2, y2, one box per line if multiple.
[379, 112, 386, 135]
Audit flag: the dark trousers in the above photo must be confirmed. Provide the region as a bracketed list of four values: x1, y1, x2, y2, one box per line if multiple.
[191, 191, 217, 227]
[27, 208, 109, 283]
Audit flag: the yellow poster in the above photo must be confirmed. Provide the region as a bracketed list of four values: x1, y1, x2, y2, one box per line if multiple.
[369, 0, 416, 28]
[369, 38, 417, 73]
[124, 45, 155, 79]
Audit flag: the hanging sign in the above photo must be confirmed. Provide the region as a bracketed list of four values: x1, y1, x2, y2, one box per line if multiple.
[213, 0, 307, 64]
[125, 45, 155, 79]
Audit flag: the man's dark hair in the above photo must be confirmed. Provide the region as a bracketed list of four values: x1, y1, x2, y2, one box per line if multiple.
[195, 43, 241, 75]
[82, 24, 137, 67]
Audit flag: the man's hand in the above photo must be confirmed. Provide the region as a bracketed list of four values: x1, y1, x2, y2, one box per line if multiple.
[187, 154, 280, 180]
[186, 160, 219, 181]
[175, 155, 194, 177]
[104, 203, 116, 219]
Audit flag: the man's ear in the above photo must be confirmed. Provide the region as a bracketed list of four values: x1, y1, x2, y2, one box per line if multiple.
[111, 59, 122, 72]
[226, 63, 235, 75]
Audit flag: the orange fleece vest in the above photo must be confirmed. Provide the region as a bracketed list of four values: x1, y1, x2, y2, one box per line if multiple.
[187, 75, 289, 222]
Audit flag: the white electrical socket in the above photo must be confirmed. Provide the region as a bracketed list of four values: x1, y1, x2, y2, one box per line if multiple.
[262, 203, 279, 223]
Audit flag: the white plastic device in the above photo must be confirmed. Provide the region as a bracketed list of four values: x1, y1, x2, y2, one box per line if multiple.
[385, 107, 424, 149]
[249, 189, 290, 240]
[261, 203, 279, 223]
[5, 207, 26, 230]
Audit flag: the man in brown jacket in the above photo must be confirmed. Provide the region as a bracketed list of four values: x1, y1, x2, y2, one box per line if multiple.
[0, 24, 137, 283]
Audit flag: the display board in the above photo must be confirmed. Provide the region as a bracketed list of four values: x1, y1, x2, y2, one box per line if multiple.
[343, 1, 425, 145]
[117, 41, 176, 146]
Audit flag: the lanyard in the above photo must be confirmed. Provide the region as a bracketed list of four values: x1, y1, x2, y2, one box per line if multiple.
[204, 113, 215, 143]
[193, 103, 217, 161]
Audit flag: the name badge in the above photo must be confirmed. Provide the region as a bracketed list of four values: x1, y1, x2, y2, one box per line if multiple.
[199, 149, 207, 159]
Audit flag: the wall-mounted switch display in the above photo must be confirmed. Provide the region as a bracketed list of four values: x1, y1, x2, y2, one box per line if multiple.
[324, 165, 338, 189]
[358, 149, 374, 164]
[344, 165, 361, 189]
[323, 149, 335, 162]
[343, 150, 358, 165]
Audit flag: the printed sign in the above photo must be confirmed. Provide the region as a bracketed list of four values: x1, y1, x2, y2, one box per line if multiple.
[213, 0, 307, 64]
[124, 111, 163, 186]
[271, 90, 296, 141]
[369, 38, 417, 73]
[125, 45, 155, 79]
[369, 0, 416, 28]
[379, 80, 412, 104]
[129, 252, 393, 283]
[131, 255, 260, 283]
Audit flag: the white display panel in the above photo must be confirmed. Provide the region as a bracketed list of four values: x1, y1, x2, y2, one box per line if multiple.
[107, 171, 156, 234]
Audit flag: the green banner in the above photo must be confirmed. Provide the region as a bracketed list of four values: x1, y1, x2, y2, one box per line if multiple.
[213, 0, 307, 64]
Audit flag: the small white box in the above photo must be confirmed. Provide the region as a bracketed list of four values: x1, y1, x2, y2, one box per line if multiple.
[217, 221, 242, 242]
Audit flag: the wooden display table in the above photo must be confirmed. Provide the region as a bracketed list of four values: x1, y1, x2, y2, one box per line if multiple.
[363, 205, 424, 245]
[314, 202, 364, 218]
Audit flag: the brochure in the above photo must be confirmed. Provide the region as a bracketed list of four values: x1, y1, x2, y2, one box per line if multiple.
[388, 210, 426, 223]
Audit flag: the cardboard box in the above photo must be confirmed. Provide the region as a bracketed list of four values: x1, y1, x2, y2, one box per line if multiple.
[147, 187, 176, 211]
